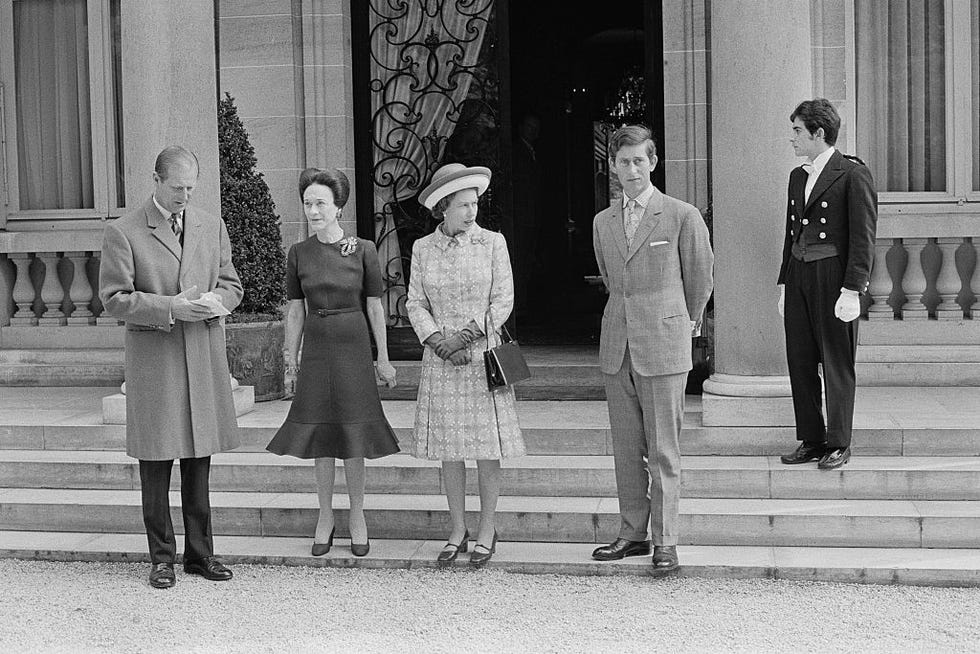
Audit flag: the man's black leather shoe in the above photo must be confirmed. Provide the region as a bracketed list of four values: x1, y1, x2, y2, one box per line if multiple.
[818, 447, 851, 470]
[148, 562, 175, 589]
[780, 442, 826, 465]
[591, 538, 651, 561]
[184, 556, 233, 581]
[651, 546, 679, 576]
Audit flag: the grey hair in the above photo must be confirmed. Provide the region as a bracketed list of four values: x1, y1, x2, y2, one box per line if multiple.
[154, 146, 199, 180]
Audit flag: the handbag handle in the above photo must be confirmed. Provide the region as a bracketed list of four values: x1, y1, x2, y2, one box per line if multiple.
[483, 310, 515, 353]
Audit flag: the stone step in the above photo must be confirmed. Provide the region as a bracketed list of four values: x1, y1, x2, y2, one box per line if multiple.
[2, 489, 978, 547]
[5, 401, 980, 456]
[3, 530, 978, 586]
[4, 450, 980, 500]
[0, 349, 125, 387]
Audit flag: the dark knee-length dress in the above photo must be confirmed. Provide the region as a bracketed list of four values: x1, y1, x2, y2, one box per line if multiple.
[266, 235, 399, 459]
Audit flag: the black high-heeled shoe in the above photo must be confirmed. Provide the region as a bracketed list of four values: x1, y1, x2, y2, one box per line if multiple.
[436, 530, 470, 564]
[311, 527, 335, 556]
[350, 539, 370, 557]
[468, 531, 497, 567]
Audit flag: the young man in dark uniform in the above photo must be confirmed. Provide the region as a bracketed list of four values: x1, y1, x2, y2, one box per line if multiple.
[777, 99, 877, 470]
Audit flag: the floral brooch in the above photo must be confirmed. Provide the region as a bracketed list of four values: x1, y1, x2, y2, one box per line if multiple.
[339, 236, 358, 256]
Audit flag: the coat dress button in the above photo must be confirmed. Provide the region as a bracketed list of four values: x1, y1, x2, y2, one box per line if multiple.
[821, 201, 828, 208]
[819, 232, 826, 239]
[802, 219, 809, 225]
[821, 218, 827, 223]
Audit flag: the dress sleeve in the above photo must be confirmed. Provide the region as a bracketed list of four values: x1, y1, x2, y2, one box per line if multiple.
[406, 240, 440, 343]
[285, 244, 304, 300]
[485, 232, 514, 332]
[361, 239, 384, 298]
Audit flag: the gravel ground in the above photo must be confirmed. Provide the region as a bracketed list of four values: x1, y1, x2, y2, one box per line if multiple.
[1, 560, 978, 653]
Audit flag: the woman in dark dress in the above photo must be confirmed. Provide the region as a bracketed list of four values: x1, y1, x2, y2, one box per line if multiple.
[267, 167, 399, 557]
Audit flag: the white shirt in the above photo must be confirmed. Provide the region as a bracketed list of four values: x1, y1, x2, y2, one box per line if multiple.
[804, 146, 835, 203]
[622, 183, 655, 234]
[153, 196, 183, 232]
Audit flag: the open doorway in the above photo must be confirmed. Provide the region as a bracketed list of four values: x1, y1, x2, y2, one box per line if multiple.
[508, 0, 663, 344]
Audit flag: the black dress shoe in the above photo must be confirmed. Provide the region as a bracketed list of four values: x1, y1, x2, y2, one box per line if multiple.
[184, 556, 233, 581]
[148, 562, 175, 589]
[469, 531, 498, 567]
[780, 441, 826, 465]
[436, 530, 470, 564]
[651, 545, 679, 576]
[818, 447, 851, 470]
[311, 527, 335, 556]
[591, 538, 651, 561]
[350, 540, 370, 557]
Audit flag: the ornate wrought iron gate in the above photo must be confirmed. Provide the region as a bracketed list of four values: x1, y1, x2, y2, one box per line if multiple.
[354, 0, 509, 327]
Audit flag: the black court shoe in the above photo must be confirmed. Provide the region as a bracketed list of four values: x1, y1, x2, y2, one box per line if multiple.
[469, 531, 498, 567]
[311, 527, 335, 556]
[436, 530, 470, 564]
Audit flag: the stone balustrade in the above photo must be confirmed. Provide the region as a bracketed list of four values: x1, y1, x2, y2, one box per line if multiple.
[865, 209, 980, 321]
[1, 251, 116, 327]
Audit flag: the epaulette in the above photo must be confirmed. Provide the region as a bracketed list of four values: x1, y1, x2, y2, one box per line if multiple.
[841, 153, 866, 166]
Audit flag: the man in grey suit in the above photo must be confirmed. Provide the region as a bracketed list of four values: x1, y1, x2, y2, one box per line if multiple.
[591, 125, 714, 574]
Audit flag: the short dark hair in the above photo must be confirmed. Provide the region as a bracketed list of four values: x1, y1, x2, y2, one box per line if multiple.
[608, 125, 657, 161]
[790, 99, 841, 146]
[154, 146, 199, 180]
[298, 167, 350, 208]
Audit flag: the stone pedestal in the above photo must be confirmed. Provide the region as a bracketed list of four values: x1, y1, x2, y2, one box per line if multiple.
[701, 0, 813, 426]
[102, 384, 255, 425]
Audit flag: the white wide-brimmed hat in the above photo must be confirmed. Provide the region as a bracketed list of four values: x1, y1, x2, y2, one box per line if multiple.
[418, 163, 491, 209]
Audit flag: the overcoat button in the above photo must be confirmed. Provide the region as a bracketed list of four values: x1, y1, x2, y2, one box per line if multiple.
[819, 232, 826, 239]
[802, 219, 809, 225]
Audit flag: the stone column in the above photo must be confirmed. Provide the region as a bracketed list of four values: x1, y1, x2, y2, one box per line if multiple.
[121, 1, 221, 217]
[700, 0, 813, 426]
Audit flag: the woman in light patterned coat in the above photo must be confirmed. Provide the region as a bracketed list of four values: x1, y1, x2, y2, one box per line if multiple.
[407, 163, 525, 567]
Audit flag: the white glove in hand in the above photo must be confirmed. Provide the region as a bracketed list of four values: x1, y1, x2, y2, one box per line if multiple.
[777, 285, 785, 318]
[834, 290, 861, 322]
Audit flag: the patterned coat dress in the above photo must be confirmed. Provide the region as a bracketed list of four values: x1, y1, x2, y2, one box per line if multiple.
[406, 224, 525, 461]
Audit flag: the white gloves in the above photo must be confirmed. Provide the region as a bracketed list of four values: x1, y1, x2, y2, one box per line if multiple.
[834, 289, 861, 322]
[777, 285, 785, 318]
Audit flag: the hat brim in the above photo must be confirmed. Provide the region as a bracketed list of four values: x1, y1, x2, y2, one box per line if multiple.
[419, 167, 491, 209]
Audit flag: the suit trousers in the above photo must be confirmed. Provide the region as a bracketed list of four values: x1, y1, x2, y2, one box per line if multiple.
[603, 349, 686, 546]
[138, 457, 214, 564]
[783, 256, 858, 448]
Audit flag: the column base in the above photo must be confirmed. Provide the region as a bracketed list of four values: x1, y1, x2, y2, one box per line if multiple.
[701, 374, 795, 427]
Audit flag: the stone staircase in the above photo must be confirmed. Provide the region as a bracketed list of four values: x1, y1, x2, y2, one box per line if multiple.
[2, 387, 980, 585]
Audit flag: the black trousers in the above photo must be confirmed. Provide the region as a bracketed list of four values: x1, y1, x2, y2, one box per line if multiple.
[783, 256, 859, 448]
[138, 457, 213, 564]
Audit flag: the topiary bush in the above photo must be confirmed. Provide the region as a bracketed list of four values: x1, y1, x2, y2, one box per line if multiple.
[218, 92, 286, 321]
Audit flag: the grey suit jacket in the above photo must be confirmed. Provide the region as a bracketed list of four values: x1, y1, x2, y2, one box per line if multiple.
[592, 187, 714, 376]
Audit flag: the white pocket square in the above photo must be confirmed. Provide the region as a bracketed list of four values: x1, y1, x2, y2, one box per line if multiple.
[649, 241, 670, 246]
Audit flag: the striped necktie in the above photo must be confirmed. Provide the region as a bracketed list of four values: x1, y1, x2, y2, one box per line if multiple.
[170, 213, 183, 244]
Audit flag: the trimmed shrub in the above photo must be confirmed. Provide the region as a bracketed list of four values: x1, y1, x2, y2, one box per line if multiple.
[218, 92, 286, 321]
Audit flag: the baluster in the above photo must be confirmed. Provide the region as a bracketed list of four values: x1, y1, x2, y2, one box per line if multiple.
[971, 237, 980, 320]
[935, 237, 963, 319]
[900, 238, 929, 320]
[867, 240, 895, 320]
[9, 253, 36, 325]
[37, 252, 66, 325]
[65, 251, 94, 324]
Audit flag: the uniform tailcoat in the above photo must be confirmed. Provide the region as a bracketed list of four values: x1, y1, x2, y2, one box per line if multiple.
[99, 198, 244, 460]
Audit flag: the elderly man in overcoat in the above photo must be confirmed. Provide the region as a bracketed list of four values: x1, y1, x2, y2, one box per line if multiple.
[591, 125, 714, 574]
[99, 145, 243, 589]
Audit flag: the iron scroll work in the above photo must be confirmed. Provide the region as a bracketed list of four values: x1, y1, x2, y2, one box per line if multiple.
[367, 0, 503, 326]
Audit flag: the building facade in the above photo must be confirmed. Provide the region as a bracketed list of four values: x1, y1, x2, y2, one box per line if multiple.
[0, 1, 978, 421]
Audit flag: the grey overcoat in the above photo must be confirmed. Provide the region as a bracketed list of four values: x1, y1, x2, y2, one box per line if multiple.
[592, 187, 714, 377]
[99, 198, 244, 460]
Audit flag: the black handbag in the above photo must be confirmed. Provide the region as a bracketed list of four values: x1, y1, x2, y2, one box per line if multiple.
[483, 313, 531, 391]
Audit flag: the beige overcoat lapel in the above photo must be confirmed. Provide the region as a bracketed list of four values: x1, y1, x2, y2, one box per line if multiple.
[625, 188, 664, 263]
[147, 200, 182, 262]
[179, 207, 202, 286]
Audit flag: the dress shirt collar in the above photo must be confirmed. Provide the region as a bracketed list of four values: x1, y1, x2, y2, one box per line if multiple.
[622, 183, 655, 212]
[152, 196, 183, 225]
[804, 146, 836, 178]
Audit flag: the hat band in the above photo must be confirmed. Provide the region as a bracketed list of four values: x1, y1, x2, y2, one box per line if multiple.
[423, 175, 489, 209]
